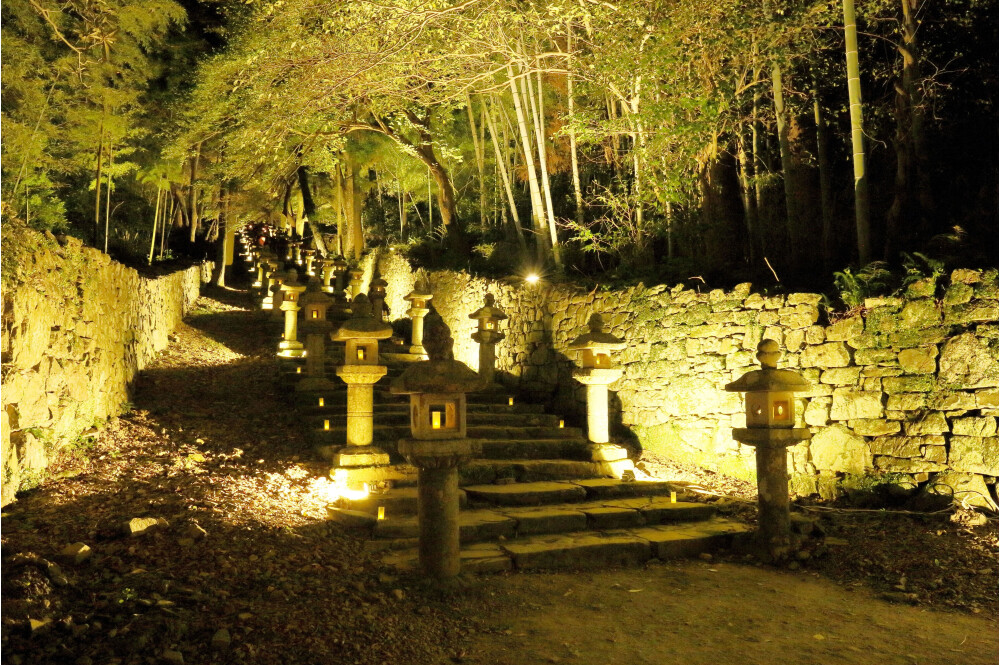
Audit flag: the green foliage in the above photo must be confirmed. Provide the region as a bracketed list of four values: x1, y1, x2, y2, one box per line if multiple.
[901, 252, 946, 289]
[833, 262, 893, 308]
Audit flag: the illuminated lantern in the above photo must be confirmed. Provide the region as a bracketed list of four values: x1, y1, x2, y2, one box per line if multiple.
[277, 270, 307, 358]
[468, 293, 508, 387]
[319, 258, 337, 294]
[391, 313, 486, 578]
[725, 339, 811, 561]
[332, 294, 394, 470]
[369, 273, 389, 322]
[568, 313, 633, 479]
[403, 276, 433, 356]
[296, 279, 336, 392]
[347, 268, 364, 299]
[302, 248, 317, 276]
[260, 258, 282, 311]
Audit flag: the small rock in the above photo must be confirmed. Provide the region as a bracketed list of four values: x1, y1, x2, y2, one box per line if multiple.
[879, 591, 919, 604]
[125, 517, 169, 537]
[698, 553, 713, 562]
[161, 649, 184, 664]
[494, 477, 516, 486]
[177, 538, 195, 548]
[45, 561, 69, 587]
[179, 520, 207, 541]
[787, 561, 801, 571]
[392, 589, 405, 601]
[29, 618, 53, 634]
[61, 543, 93, 565]
[211, 628, 231, 651]
[795, 550, 811, 561]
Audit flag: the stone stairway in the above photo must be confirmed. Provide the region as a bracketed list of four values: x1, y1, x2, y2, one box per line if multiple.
[278, 335, 751, 573]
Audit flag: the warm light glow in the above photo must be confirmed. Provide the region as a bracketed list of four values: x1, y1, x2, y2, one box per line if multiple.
[357, 348, 366, 361]
[312, 310, 318, 319]
[318, 397, 325, 407]
[296, 367, 302, 374]
[485, 321, 495, 330]
[508, 397, 514, 406]
[670, 490, 677, 503]
[431, 410, 442, 429]
[559, 419, 564, 428]
[377, 506, 386, 520]
[323, 419, 330, 430]
[525, 273, 540, 285]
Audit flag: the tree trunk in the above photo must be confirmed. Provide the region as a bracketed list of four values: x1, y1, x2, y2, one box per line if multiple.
[214, 185, 229, 287]
[508, 62, 548, 262]
[160, 193, 172, 259]
[93, 116, 105, 247]
[736, 124, 758, 268]
[103, 144, 114, 253]
[297, 166, 327, 255]
[812, 78, 835, 271]
[529, 62, 561, 265]
[148, 187, 162, 265]
[842, 0, 872, 264]
[188, 143, 202, 243]
[771, 64, 800, 259]
[485, 96, 528, 253]
[466, 94, 487, 229]
[566, 21, 585, 228]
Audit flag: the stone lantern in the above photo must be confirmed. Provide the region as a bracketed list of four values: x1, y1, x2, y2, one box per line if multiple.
[277, 270, 307, 358]
[369, 273, 389, 322]
[319, 258, 337, 294]
[332, 295, 394, 470]
[469, 294, 507, 387]
[725, 339, 811, 561]
[289, 240, 302, 265]
[390, 314, 486, 579]
[403, 278, 433, 356]
[269, 269, 293, 322]
[568, 314, 633, 478]
[296, 279, 336, 392]
[302, 248, 317, 276]
[332, 255, 349, 295]
[348, 268, 364, 299]
[261, 258, 282, 310]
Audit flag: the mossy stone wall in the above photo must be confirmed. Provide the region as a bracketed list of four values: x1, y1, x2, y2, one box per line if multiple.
[1, 227, 211, 505]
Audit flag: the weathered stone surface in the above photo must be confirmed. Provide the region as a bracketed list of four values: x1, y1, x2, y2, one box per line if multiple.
[60, 542, 92, 565]
[943, 283, 974, 306]
[849, 419, 901, 437]
[810, 425, 869, 474]
[800, 342, 851, 368]
[938, 333, 998, 389]
[830, 389, 884, 420]
[874, 456, 946, 473]
[949, 436, 999, 476]
[825, 316, 864, 341]
[951, 417, 997, 438]
[869, 435, 938, 458]
[897, 348, 937, 375]
[903, 412, 949, 435]
[502, 533, 652, 570]
[926, 391, 978, 411]
[882, 376, 936, 394]
[125, 517, 169, 537]
[854, 348, 896, 365]
[927, 472, 996, 509]
[906, 277, 937, 299]
[975, 389, 999, 409]
[820, 367, 862, 385]
[804, 398, 831, 427]
[900, 299, 942, 329]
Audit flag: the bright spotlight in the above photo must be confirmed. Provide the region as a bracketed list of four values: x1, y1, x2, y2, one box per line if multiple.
[525, 273, 540, 285]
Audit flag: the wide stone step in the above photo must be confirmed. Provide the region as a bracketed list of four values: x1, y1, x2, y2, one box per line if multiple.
[478, 438, 592, 460]
[302, 412, 564, 429]
[309, 424, 583, 445]
[380, 518, 751, 573]
[461, 459, 603, 485]
[462, 481, 589, 506]
[370, 497, 715, 542]
[342, 486, 468, 518]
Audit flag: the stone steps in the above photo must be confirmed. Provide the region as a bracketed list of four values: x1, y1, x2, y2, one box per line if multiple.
[302, 411, 564, 428]
[309, 424, 585, 446]
[379, 519, 751, 573]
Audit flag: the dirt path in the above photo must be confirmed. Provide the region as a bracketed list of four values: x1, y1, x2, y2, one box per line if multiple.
[3, 289, 997, 665]
[453, 563, 998, 665]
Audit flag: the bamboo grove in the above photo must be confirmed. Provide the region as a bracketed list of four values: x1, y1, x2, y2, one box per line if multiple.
[2, 0, 996, 289]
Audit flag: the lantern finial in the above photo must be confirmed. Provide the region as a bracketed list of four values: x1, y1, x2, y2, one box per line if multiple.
[588, 313, 605, 333]
[423, 309, 454, 361]
[756, 339, 780, 369]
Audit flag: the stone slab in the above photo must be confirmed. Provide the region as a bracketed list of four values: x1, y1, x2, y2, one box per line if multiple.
[567, 478, 677, 499]
[501, 533, 652, 570]
[499, 506, 589, 535]
[633, 520, 752, 559]
[373, 510, 516, 543]
[347, 486, 468, 516]
[573, 502, 646, 529]
[602, 498, 716, 524]
[463, 481, 588, 506]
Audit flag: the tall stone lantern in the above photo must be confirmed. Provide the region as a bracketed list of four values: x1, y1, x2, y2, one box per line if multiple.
[319, 258, 337, 294]
[261, 258, 282, 310]
[403, 278, 433, 356]
[277, 270, 307, 358]
[348, 268, 364, 299]
[369, 274, 389, 322]
[296, 280, 336, 392]
[332, 256, 349, 295]
[290, 240, 303, 265]
[332, 295, 394, 470]
[391, 315, 486, 579]
[568, 314, 633, 478]
[469, 294, 507, 387]
[302, 248, 317, 276]
[725, 339, 811, 561]
[270, 269, 293, 322]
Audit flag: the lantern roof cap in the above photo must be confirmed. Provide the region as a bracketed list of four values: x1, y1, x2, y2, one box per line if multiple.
[390, 359, 485, 395]
[567, 314, 625, 351]
[299, 280, 332, 308]
[469, 294, 507, 321]
[333, 294, 393, 339]
[725, 340, 810, 392]
[405, 277, 433, 301]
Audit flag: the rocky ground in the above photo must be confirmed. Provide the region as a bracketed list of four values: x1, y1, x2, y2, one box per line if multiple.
[2, 288, 997, 665]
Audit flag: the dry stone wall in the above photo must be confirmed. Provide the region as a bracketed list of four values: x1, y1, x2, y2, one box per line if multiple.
[364, 251, 998, 507]
[1, 227, 211, 504]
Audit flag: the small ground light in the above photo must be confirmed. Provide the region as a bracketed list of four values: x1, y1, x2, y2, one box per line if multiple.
[559, 419, 564, 428]
[323, 419, 330, 430]
[508, 397, 514, 406]
[318, 397, 324, 407]
[296, 367, 302, 374]
[670, 490, 677, 503]
[377, 506, 385, 520]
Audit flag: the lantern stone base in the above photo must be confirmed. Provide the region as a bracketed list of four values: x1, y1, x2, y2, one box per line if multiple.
[732, 427, 811, 562]
[276, 340, 306, 359]
[589, 443, 629, 462]
[332, 445, 391, 468]
[329, 464, 412, 488]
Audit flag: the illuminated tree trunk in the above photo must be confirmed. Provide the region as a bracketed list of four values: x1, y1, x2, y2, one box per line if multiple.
[530, 61, 561, 265]
[508, 62, 548, 262]
[771, 65, 802, 258]
[94, 115, 105, 247]
[484, 96, 528, 253]
[188, 142, 202, 243]
[566, 21, 585, 228]
[842, 0, 872, 264]
[812, 78, 835, 271]
[148, 187, 162, 265]
[466, 94, 487, 228]
[104, 144, 114, 253]
[297, 165, 327, 255]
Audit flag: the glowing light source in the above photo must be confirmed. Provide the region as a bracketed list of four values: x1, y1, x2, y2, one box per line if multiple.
[525, 273, 540, 285]
[312, 310, 319, 319]
[323, 419, 330, 430]
[318, 397, 325, 407]
[296, 367, 302, 374]
[559, 419, 564, 429]
[431, 409, 443, 429]
[670, 490, 677, 503]
[377, 506, 386, 520]
[508, 397, 514, 406]
[357, 348, 366, 361]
